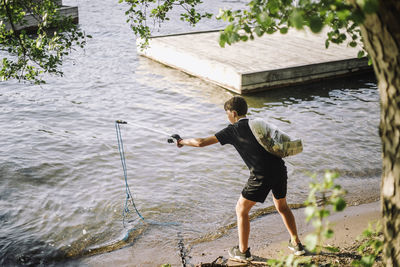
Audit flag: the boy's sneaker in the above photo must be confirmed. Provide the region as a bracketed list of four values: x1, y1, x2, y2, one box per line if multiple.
[228, 245, 253, 261]
[288, 240, 306, 255]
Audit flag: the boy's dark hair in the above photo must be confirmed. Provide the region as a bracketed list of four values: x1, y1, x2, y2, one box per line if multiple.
[224, 96, 248, 116]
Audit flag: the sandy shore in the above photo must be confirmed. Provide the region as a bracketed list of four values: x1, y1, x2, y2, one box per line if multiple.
[83, 200, 381, 266]
[252, 201, 382, 261]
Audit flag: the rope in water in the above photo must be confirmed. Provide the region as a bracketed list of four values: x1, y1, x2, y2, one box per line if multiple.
[115, 120, 181, 228]
[115, 120, 145, 227]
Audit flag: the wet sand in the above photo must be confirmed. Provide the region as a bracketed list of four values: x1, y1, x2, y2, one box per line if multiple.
[84, 200, 381, 266]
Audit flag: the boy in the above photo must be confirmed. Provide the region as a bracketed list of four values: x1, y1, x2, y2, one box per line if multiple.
[175, 96, 305, 260]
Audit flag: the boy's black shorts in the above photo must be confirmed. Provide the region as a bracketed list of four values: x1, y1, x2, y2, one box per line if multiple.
[241, 171, 288, 203]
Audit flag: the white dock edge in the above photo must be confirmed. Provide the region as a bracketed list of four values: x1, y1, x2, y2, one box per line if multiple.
[3, 5, 79, 32]
[137, 29, 371, 94]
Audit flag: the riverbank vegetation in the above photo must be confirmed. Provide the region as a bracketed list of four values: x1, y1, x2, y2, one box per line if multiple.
[266, 171, 383, 267]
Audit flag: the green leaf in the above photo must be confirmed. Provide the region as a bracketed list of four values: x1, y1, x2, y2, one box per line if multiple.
[323, 228, 334, 238]
[219, 32, 227, 47]
[285, 254, 294, 266]
[373, 240, 383, 252]
[280, 27, 288, 34]
[240, 35, 249, 42]
[305, 206, 315, 221]
[267, 0, 279, 14]
[305, 233, 318, 252]
[266, 259, 281, 265]
[337, 9, 351, 21]
[312, 219, 322, 228]
[231, 32, 240, 42]
[357, 0, 379, 14]
[309, 16, 323, 33]
[333, 197, 346, 212]
[360, 255, 375, 266]
[324, 170, 339, 182]
[290, 10, 304, 30]
[349, 41, 357, 47]
[257, 11, 271, 26]
[325, 39, 330, 49]
[351, 8, 366, 24]
[243, 24, 252, 34]
[254, 26, 263, 37]
[319, 209, 330, 218]
[225, 24, 234, 33]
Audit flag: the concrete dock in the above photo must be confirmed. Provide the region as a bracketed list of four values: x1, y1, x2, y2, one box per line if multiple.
[137, 29, 371, 94]
[3, 0, 78, 32]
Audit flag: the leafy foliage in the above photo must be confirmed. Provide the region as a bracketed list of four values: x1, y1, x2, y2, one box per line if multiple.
[1, 0, 380, 83]
[0, 0, 90, 84]
[216, 0, 378, 56]
[352, 222, 383, 267]
[123, 0, 379, 64]
[303, 171, 347, 254]
[267, 171, 346, 267]
[120, 0, 212, 48]
[267, 253, 313, 267]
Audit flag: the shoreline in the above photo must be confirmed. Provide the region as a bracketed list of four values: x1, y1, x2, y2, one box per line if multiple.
[188, 201, 381, 265]
[83, 200, 381, 266]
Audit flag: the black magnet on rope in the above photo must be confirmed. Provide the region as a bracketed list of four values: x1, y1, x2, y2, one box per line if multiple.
[168, 134, 182, 144]
[116, 120, 127, 124]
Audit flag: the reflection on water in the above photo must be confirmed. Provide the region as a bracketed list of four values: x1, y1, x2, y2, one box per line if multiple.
[0, 0, 381, 266]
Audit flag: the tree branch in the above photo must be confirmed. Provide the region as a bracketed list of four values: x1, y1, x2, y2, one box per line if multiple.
[3, 0, 27, 59]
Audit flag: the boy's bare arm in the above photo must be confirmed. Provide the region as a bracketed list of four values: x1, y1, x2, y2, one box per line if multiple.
[177, 136, 219, 148]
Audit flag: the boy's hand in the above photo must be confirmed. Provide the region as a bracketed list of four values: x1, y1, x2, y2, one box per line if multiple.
[177, 139, 183, 148]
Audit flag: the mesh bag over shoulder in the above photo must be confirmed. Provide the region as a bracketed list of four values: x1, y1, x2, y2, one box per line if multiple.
[248, 118, 303, 158]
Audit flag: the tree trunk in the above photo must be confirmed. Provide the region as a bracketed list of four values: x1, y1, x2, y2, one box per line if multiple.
[359, 1, 400, 265]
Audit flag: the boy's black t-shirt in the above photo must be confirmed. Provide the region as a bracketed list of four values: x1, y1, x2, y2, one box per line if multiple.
[215, 118, 286, 180]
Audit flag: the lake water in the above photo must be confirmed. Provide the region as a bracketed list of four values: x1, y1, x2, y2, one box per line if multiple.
[0, 0, 381, 266]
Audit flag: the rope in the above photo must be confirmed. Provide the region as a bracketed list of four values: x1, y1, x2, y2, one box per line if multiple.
[115, 120, 145, 227]
[115, 120, 181, 228]
[115, 120, 192, 263]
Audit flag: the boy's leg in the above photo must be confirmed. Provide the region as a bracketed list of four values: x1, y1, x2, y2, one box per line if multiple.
[273, 196, 300, 244]
[236, 195, 256, 252]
